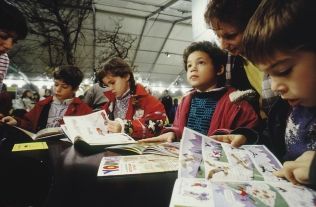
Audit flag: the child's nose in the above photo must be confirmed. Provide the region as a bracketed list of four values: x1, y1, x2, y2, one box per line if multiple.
[270, 77, 287, 95]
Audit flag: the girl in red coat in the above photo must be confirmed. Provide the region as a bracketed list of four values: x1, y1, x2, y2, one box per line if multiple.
[1, 65, 92, 132]
[98, 57, 167, 140]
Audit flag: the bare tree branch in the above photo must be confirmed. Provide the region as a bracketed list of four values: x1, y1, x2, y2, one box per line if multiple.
[13, 0, 92, 67]
[97, 21, 137, 67]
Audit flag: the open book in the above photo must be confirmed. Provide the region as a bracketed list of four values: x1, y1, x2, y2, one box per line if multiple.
[62, 110, 136, 146]
[169, 127, 316, 207]
[13, 126, 63, 140]
[105, 142, 180, 158]
[97, 154, 178, 177]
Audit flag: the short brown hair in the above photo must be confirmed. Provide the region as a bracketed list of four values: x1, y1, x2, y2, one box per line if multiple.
[53, 65, 83, 89]
[243, 0, 316, 64]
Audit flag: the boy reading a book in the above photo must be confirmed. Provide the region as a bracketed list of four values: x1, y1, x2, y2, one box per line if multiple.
[97, 57, 167, 140]
[215, 0, 316, 186]
[1, 65, 92, 132]
[140, 41, 259, 144]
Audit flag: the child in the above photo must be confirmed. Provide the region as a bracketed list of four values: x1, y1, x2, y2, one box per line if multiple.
[141, 41, 259, 144]
[241, 0, 316, 185]
[97, 57, 167, 140]
[204, 0, 278, 116]
[1, 65, 92, 132]
[0, 1, 28, 91]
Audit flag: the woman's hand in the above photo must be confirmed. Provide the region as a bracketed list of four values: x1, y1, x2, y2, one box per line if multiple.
[209, 134, 247, 148]
[139, 132, 176, 143]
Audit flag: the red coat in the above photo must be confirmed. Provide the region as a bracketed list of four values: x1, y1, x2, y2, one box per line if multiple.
[165, 87, 259, 141]
[18, 96, 92, 132]
[102, 84, 167, 139]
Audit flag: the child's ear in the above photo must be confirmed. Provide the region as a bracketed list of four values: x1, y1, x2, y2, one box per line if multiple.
[216, 65, 225, 76]
[125, 74, 131, 81]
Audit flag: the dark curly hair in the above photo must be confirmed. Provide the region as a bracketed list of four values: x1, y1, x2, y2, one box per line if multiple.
[183, 41, 227, 87]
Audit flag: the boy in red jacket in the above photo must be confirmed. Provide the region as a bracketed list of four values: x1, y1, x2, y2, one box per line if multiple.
[141, 41, 259, 144]
[1, 65, 92, 132]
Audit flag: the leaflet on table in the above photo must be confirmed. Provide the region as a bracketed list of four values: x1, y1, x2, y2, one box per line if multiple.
[62, 110, 136, 146]
[169, 178, 316, 207]
[178, 127, 283, 182]
[97, 154, 178, 176]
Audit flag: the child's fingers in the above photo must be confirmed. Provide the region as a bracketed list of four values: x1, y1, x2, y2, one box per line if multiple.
[273, 169, 284, 177]
[274, 162, 299, 185]
[210, 135, 232, 143]
[230, 135, 246, 148]
[139, 136, 165, 143]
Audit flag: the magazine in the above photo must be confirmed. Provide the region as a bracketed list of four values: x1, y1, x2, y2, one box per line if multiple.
[169, 127, 316, 207]
[62, 110, 136, 146]
[105, 142, 180, 158]
[97, 154, 178, 176]
[169, 178, 316, 207]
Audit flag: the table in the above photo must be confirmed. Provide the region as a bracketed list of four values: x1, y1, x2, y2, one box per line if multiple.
[0, 124, 177, 207]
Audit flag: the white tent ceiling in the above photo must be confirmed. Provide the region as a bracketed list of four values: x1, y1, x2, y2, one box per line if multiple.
[94, 0, 193, 89]
[8, 0, 193, 92]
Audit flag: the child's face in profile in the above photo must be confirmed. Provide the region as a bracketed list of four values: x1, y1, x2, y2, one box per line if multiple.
[102, 74, 130, 98]
[258, 51, 316, 107]
[186, 51, 219, 92]
[53, 79, 76, 101]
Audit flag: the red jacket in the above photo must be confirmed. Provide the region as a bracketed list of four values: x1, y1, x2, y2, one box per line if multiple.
[165, 87, 259, 141]
[102, 84, 167, 139]
[18, 96, 92, 132]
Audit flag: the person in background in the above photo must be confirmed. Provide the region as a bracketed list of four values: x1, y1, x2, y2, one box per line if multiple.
[98, 57, 167, 140]
[82, 82, 109, 111]
[0, 1, 28, 91]
[161, 89, 173, 124]
[204, 0, 278, 117]
[32, 91, 40, 103]
[43, 88, 52, 98]
[1, 65, 92, 132]
[21, 89, 35, 112]
[0, 83, 12, 119]
[169, 98, 178, 124]
[140, 41, 259, 144]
